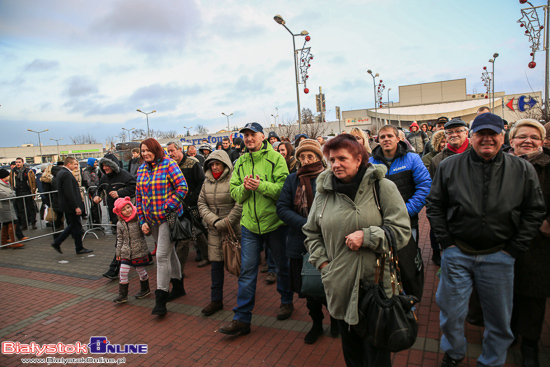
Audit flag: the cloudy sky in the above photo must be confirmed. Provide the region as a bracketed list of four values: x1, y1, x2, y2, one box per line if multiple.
[0, 0, 546, 148]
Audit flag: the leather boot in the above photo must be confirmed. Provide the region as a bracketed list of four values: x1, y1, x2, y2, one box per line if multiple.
[113, 283, 129, 303]
[218, 320, 251, 335]
[1, 224, 9, 245]
[167, 278, 186, 302]
[152, 289, 169, 316]
[521, 343, 540, 367]
[202, 300, 223, 316]
[134, 279, 151, 299]
[5, 224, 24, 249]
[304, 322, 324, 344]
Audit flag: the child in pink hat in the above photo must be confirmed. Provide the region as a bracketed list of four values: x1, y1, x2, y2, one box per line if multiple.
[112, 197, 151, 303]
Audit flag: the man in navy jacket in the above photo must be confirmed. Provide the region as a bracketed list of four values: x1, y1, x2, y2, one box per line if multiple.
[369, 124, 431, 301]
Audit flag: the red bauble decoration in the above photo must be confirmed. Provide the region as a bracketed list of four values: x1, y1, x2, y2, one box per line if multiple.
[520, 23, 525, 27]
[305, 36, 311, 42]
[531, 52, 534, 56]
[308, 64, 311, 67]
[520, 0, 528, 3]
[310, 56, 313, 60]
[304, 88, 309, 94]
[483, 66, 487, 70]
[485, 95, 489, 99]
[380, 80, 383, 83]
[541, 25, 544, 29]
[529, 61, 536, 68]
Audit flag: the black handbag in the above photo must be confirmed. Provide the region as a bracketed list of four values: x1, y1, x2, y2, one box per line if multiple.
[166, 203, 205, 242]
[353, 225, 418, 352]
[301, 252, 325, 298]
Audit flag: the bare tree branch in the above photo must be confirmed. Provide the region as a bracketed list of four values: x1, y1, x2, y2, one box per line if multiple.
[70, 133, 98, 144]
[196, 124, 208, 135]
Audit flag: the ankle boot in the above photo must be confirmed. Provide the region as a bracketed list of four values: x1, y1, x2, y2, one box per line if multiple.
[5, 224, 24, 249]
[167, 278, 186, 302]
[1, 224, 9, 246]
[135, 279, 151, 299]
[304, 322, 324, 344]
[152, 289, 169, 316]
[521, 342, 540, 367]
[113, 283, 129, 303]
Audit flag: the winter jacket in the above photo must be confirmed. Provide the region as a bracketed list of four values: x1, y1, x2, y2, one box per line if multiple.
[136, 157, 188, 227]
[369, 141, 431, 227]
[276, 171, 320, 258]
[116, 217, 149, 260]
[128, 157, 141, 177]
[230, 140, 289, 234]
[9, 167, 36, 194]
[176, 153, 204, 207]
[422, 130, 447, 170]
[513, 148, 550, 298]
[428, 143, 472, 178]
[406, 130, 428, 154]
[197, 150, 243, 262]
[426, 149, 546, 258]
[303, 165, 411, 325]
[54, 167, 85, 214]
[97, 157, 137, 211]
[49, 166, 63, 212]
[0, 179, 18, 223]
[222, 147, 240, 163]
[82, 166, 100, 190]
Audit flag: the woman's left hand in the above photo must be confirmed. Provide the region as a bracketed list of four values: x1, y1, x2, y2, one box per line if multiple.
[345, 230, 363, 251]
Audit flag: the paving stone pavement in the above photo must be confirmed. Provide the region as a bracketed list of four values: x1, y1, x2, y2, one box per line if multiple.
[1, 210, 549, 366]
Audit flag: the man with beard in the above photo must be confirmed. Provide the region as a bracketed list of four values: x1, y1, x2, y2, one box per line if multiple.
[93, 156, 137, 279]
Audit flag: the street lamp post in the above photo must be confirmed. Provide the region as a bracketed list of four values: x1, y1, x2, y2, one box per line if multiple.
[274, 15, 313, 134]
[222, 112, 233, 132]
[183, 126, 192, 137]
[122, 127, 135, 142]
[367, 70, 380, 132]
[136, 109, 156, 138]
[387, 88, 392, 125]
[50, 138, 63, 161]
[271, 107, 279, 126]
[488, 53, 499, 113]
[27, 129, 48, 163]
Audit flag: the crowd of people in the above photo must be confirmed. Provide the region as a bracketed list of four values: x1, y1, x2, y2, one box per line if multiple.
[2, 109, 550, 367]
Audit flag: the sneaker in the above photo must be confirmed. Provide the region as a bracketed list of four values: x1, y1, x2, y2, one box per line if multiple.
[218, 320, 251, 335]
[265, 272, 276, 284]
[440, 353, 464, 367]
[277, 303, 294, 320]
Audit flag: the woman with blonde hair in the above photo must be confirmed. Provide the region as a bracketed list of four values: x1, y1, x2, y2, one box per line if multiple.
[349, 127, 372, 154]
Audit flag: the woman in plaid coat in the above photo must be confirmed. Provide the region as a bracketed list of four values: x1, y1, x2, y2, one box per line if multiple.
[136, 138, 188, 316]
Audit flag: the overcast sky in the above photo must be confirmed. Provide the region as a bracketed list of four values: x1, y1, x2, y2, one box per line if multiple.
[0, 0, 546, 147]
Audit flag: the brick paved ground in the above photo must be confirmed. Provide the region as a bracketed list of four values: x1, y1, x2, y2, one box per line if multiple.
[1, 210, 549, 366]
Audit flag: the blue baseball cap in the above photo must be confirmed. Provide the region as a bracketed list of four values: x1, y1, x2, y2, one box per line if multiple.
[470, 113, 504, 134]
[240, 122, 264, 134]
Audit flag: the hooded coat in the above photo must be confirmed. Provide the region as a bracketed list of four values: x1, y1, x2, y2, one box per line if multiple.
[116, 217, 149, 261]
[303, 164, 411, 325]
[407, 123, 429, 154]
[422, 130, 446, 170]
[97, 157, 137, 211]
[0, 179, 18, 223]
[197, 150, 243, 261]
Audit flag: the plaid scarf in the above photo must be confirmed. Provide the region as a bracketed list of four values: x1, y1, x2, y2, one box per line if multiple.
[294, 160, 324, 217]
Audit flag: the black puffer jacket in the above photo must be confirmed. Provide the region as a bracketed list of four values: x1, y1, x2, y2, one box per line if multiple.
[426, 149, 546, 258]
[97, 157, 136, 211]
[176, 153, 204, 207]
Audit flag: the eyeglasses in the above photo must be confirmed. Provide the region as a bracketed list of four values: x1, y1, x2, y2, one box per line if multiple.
[445, 129, 467, 136]
[513, 135, 542, 141]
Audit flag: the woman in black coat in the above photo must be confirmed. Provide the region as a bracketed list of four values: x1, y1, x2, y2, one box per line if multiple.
[276, 139, 336, 344]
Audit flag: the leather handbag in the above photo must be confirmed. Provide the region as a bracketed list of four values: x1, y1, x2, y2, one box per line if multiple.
[222, 218, 241, 277]
[166, 210, 194, 242]
[301, 252, 325, 298]
[353, 225, 418, 352]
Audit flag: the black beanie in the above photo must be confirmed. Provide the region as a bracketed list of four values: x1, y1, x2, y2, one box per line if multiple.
[0, 169, 9, 179]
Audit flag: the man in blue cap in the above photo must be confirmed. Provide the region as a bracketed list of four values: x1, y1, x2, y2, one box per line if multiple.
[219, 122, 292, 336]
[427, 113, 546, 367]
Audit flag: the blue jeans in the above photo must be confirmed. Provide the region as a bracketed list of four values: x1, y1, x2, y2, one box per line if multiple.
[436, 246, 515, 367]
[233, 225, 292, 323]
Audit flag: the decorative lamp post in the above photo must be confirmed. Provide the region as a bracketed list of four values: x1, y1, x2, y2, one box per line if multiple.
[274, 14, 314, 134]
[488, 53, 499, 113]
[50, 138, 63, 161]
[136, 109, 156, 138]
[222, 112, 233, 132]
[27, 129, 48, 163]
[518, 0, 549, 116]
[367, 70, 380, 132]
[122, 127, 135, 142]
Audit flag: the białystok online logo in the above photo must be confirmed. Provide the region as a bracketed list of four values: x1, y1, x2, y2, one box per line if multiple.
[1, 337, 148, 356]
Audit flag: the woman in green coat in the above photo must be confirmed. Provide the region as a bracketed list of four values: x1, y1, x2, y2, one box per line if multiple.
[303, 134, 411, 367]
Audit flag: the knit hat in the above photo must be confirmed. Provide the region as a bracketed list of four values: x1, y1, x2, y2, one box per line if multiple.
[87, 157, 97, 166]
[113, 197, 137, 222]
[0, 169, 9, 179]
[272, 141, 281, 150]
[296, 139, 323, 162]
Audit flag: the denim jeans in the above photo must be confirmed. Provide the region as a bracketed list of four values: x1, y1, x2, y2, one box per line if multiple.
[436, 246, 515, 367]
[233, 225, 292, 323]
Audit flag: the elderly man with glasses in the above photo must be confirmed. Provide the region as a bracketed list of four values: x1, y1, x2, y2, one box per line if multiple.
[428, 119, 471, 178]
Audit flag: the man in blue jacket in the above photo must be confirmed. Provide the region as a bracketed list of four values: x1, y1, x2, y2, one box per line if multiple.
[369, 124, 431, 301]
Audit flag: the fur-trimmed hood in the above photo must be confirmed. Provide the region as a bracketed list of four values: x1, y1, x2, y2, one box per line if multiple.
[430, 130, 446, 153]
[99, 157, 121, 175]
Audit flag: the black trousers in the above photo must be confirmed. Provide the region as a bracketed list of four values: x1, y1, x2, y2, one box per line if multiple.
[53, 212, 83, 252]
[511, 293, 547, 342]
[15, 191, 36, 226]
[338, 320, 391, 367]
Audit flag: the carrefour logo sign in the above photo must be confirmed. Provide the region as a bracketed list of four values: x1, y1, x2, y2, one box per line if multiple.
[506, 95, 537, 112]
